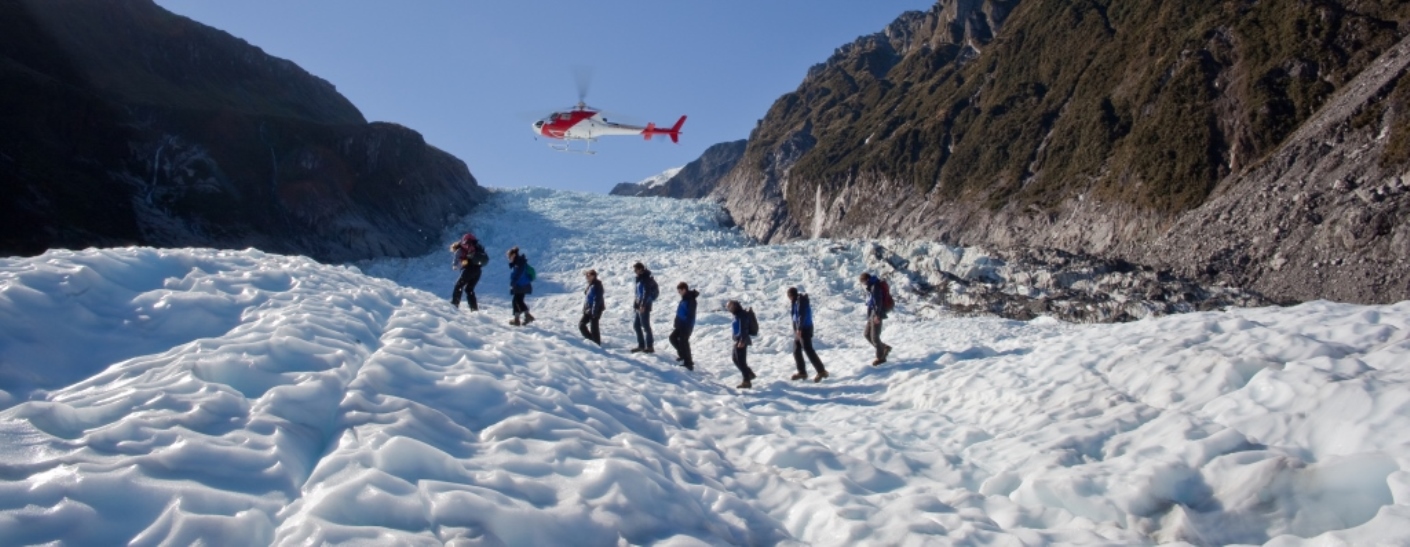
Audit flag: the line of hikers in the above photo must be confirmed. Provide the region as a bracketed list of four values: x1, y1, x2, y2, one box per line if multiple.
[449, 233, 895, 389]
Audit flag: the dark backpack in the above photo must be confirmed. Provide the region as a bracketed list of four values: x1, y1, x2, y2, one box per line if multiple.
[744, 307, 759, 336]
[644, 276, 660, 301]
[878, 279, 895, 312]
[471, 244, 490, 267]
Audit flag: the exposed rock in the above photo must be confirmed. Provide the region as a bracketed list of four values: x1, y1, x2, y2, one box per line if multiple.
[638, 140, 745, 199]
[0, 0, 486, 262]
[860, 240, 1268, 323]
[707, 0, 1410, 305]
[608, 182, 648, 197]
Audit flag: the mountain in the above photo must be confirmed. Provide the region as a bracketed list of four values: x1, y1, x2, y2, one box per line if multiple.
[639, 139, 747, 199]
[607, 166, 682, 197]
[611, 140, 747, 199]
[608, 181, 648, 196]
[0, 0, 487, 262]
[709, 0, 1410, 304]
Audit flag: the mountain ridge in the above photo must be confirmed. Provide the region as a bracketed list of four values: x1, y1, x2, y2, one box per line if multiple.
[0, 0, 486, 262]
[705, 0, 1410, 304]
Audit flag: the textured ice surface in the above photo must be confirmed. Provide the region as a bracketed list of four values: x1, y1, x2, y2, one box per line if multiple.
[2, 188, 1408, 545]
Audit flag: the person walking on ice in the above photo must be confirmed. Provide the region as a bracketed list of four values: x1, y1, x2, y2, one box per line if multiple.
[787, 287, 828, 382]
[580, 269, 605, 345]
[449, 233, 488, 311]
[631, 262, 660, 353]
[507, 247, 535, 326]
[858, 272, 893, 366]
[669, 282, 698, 370]
[726, 300, 758, 389]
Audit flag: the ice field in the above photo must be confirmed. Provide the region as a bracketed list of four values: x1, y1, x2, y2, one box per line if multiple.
[2, 187, 1409, 545]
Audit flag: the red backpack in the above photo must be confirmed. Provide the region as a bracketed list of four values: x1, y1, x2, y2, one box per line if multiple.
[878, 279, 895, 312]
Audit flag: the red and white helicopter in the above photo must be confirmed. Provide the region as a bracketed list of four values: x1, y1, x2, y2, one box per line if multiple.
[531, 102, 686, 154]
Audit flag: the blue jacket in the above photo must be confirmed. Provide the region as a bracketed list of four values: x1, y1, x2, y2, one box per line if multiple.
[731, 309, 751, 347]
[634, 270, 657, 310]
[584, 279, 605, 316]
[864, 275, 885, 319]
[674, 290, 698, 331]
[791, 294, 814, 330]
[509, 255, 533, 295]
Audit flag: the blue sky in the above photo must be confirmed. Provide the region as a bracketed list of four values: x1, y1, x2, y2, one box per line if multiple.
[152, 1, 935, 193]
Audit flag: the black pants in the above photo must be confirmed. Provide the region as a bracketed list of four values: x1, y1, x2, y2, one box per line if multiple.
[579, 310, 603, 345]
[793, 327, 826, 374]
[633, 307, 654, 349]
[451, 268, 481, 310]
[668, 328, 692, 365]
[865, 317, 887, 359]
[732, 345, 755, 380]
[512, 293, 529, 315]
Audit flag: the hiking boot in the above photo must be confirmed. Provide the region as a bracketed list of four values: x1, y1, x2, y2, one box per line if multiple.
[674, 356, 684, 362]
[882, 345, 892, 360]
[630, 347, 645, 353]
[790, 372, 807, 381]
[509, 317, 521, 326]
[643, 347, 654, 354]
[736, 379, 752, 389]
[871, 358, 885, 366]
[813, 369, 829, 382]
[523, 313, 535, 325]
[683, 362, 694, 371]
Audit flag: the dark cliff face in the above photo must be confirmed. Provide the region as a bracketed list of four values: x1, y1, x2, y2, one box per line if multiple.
[710, 0, 1410, 304]
[610, 140, 746, 199]
[608, 182, 648, 197]
[0, 0, 486, 261]
[639, 139, 746, 199]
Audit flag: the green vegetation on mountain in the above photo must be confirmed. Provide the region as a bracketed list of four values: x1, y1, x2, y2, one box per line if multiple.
[748, 0, 1410, 217]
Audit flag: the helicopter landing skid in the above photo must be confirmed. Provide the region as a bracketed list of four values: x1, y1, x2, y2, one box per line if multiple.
[548, 139, 596, 154]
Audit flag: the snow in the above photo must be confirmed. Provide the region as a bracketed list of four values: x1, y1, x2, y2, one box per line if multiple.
[636, 166, 683, 189]
[2, 187, 1409, 545]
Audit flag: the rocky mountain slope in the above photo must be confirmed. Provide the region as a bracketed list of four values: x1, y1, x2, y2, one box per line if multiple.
[0, 0, 486, 262]
[710, 0, 1410, 304]
[611, 140, 746, 199]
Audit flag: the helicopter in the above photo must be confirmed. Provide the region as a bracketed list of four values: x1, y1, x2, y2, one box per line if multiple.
[529, 69, 685, 154]
[531, 102, 686, 154]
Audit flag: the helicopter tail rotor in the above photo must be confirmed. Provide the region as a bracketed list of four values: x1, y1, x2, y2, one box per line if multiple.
[643, 115, 687, 143]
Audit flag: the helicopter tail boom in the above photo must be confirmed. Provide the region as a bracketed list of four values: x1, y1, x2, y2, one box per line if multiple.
[643, 115, 687, 143]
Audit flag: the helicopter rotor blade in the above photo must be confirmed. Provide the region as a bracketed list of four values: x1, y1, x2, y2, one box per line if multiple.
[572, 65, 594, 104]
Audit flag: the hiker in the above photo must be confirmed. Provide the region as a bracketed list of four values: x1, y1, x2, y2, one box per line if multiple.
[787, 287, 828, 382]
[726, 300, 757, 389]
[669, 282, 698, 370]
[580, 269, 605, 345]
[507, 247, 535, 326]
[631, 262, 660, 353]
[450, 233, 489, 311]
[859, 272, 892, 365]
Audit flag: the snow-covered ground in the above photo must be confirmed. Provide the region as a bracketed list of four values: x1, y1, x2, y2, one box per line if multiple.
[2, 187, 1409, 546]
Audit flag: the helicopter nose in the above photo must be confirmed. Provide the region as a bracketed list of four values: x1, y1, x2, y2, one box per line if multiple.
[531, 120, 545, 135]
